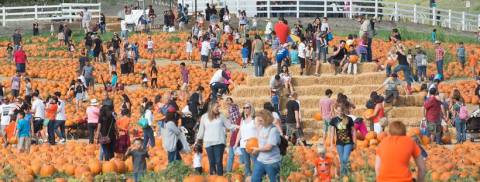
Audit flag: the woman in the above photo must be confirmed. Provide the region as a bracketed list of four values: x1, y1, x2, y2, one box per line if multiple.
[370, 95, 385, 134]
[150, 61, 158, 88]
[252, 35, 265, 77]
[334, 93, 356, 116]
[86, 99, 100, 144]
[96, 104, 117, 161]
[235, 103, 258, 177]
[121, 94, 132, 117]
[375, 121, 426, 182]
[115, 109, 131, 158]
[196, 102, 236, 175]
[329, 107, 355, 177]
[161, 112, 182, 163]
[251, 110, 282, 182]
[142, 101, 155, 149]
[279, 65, 294, 95]
[226, 97, 241, 173]
[450, 90, 466, 144]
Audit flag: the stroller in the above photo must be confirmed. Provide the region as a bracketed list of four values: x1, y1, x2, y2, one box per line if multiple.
[467, 109, 480, 142]
[181, 106, 197, 145]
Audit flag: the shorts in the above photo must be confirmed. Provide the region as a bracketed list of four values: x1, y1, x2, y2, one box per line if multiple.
[0, 125, 7, 137]
[329, 58, 341, 66]
[33, 118, 44, 133]
[201, 55, 208, 62]
[458, 56, 466, 65]
[85, 77, 94, 87]
[16, 63, 25, 73]
[427, 121, 441, 136]
[181, 83, 188, 91]
[242, 58, 248, 64]
[385, 90, 399, 103]
[299, 57, 306, 69]
[75, 93, 83, 101]
[323, 119, 331, 134]
[17, 137, 31, 151]
[286, 123, 304, 139]
[11, 89, 19, 97]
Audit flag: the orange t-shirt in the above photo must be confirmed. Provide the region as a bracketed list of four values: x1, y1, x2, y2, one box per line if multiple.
[46, 104, 58, 120]
[469, 57, 477, 67]
[117, 117, 130, 131]
[315, 156, 333, 181]
[376, 136, 421, 182]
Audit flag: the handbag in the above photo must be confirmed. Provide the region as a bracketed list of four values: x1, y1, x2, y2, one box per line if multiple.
[326, 32, 334, 41]
[137, 114, 148, 128]
[99, 120, 114, 145]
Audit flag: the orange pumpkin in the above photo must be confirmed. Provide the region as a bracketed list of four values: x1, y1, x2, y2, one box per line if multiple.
[349, 55, 359, 63]
[245, 138, 259, 153]
[39, 164, 56, 177]
[363, 109, 374, 119]
[313, 112, 322, 121]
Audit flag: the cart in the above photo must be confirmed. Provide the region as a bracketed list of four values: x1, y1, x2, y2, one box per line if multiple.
[467, 109, 480, 142]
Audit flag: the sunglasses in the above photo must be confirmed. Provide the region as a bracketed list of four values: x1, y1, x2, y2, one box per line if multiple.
[243, 106, 250, 109]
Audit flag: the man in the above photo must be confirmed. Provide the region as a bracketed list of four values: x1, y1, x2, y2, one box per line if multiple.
[329, 40, 347, 75]
[31, 92, 45, 143]
[200, 35, 211, 69]
[13, 46, 27, 75]
[209, 64, 233, 102]
[12, 29, 22, 51]
[275, 43, 289, 75]
[54, 92, 66, 143]
[357, 15, 373, 61]
[274, 17, 289, 44]
[391, 38, 413, 94]
[82, 61, 95, 91]
[270, 74, 284, 95]
[423, 88, 444, 144]
[64, 24, 72, 45]
[286, 92, 306, 145]
[376, 73, 405, 106]
[78, 49, 89, 75]
[0, 98, 15, 147]
[434, 41, 445, 80]
[82, 7, 92, 33]
[188, 86, 204, 122]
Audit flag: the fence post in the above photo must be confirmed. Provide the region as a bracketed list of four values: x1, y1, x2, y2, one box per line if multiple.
[35, 4, 38, 20]
[374, 0, 378, 18]
[448, 9, 451, 29]
[98, 3, 101, 19]
[296, 0, 300, 18]
[323, 0, 327, 17]
[432, 7, 436, 26]
[462, 11, 466, 31]
[235, 0, 239, 15]
[394, 2, 398, 21]
[267, 0, 270, 19]
[69, 5, 73, 23]
[349, 0, 353, 19]
[2, 6, 5, 27]
[413, 4, 417, 23]
[478, 14, 480, 28]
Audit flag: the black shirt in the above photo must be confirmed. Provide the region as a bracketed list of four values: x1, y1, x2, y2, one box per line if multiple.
[286, 100, 299, 123]
[108, 52, 116, 65]
[397, 51, 408, 66]
[64, 28, 72, 37]
[79, 56, 88, 69]
[330, 116, 354, 145]
[94, 39, 102, 51]
[332, 47, 347, 60]
[99, 112, 116, 139]
[112, 38, 121, 49]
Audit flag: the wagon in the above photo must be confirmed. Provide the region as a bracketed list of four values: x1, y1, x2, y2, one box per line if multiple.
[467, 109, 480, 142]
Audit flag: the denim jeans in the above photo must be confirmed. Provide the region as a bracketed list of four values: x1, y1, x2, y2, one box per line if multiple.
[366, 38, 372, 61]
[206, 144, 225, 175]
[54, 120, 65, 139]
[241, 148, 257, 176]
[360, 53, 367, 62]
[417, 65, 427, 81]
[455, 118, 466, 143]
[210, 82, 228, 102]
[99, 146, 104, 160]
[87, 123, 97, 144]
[226, 146, 235, 172]
[436, 60, 444, 80]
[336, 144, 353, 176]
[167, 149, 182, 163]
[47, 120, 56, 145]
[385, 64, 392, 77]
[253, 53, 264, 77]
[251, 160, 280, 182]
[143, 126, 155, 149]
[101, 141, 115, 161]
[394, 64, 413, 85]
[133, 171, 144, 182]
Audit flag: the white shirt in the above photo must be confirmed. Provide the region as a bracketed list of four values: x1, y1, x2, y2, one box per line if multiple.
[209, 70, 225, 84]
[145, 109, 153, 126]
[224, 24, 231, 34]
[55, 99, 66, 121]
[0, 103, 15, 125]
[223, 14, 230, 22]
[239, 118, 258, 148]
[321, 23, 329, 32]
[186, 42, 193, 52]
[193, 153, 202, 168]
[32, 98, 45, 119]
[147, 40, 154, 49]
[121, 21, 127, 31]
[82, 10, 92, 22]
[200, 41, 211, 56]
[265, 21, 273, 34]
[298, 42, 306, 58]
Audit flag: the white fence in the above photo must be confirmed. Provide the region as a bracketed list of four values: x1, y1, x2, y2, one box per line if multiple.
[0, 3, 101, 27]
[180, 0, 480, 32]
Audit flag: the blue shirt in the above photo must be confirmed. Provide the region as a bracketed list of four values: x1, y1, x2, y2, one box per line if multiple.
[132, 45, 139, 59]
[457, 47, 466, 57]
[17, 114, 32, 137]
[276, 47, 289, 63]
[290, 50, 299, 64]
[111, 75, 118, 86]
[431, 32, 436, 42]
[241, 48, 249, 58]
[272, 38, 280, 50]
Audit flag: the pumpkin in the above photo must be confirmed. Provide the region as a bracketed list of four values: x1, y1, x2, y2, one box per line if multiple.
[39, 164, 56, 177]
[421, 135, 430, 145]
[88, 160, 102, 175]
[184, 175, 205, 182]
[365, 132, 377, 141]
[313, 112, 323, 121]
[102, 161, 117, 174]
[245, 138, 259, 153]
[349, 55, 359, 63]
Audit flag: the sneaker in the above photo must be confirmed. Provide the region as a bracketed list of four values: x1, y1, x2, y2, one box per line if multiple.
[60, 138, 66, 144]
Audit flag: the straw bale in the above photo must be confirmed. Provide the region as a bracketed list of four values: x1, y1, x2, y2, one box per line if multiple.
[264, 63, 379, 77]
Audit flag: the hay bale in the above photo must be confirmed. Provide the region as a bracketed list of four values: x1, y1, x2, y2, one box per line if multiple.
[387, 107, 424, 118]
[264, 63, 380, 77]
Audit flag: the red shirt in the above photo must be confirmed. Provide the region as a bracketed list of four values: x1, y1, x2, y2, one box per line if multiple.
[274, 22, 289, 44]
[435, 47, 444, 61]
[424, 96, 442, 122]
[14, 50, 27, 64]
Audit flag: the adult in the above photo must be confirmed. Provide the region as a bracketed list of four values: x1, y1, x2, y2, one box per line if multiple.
[12, 29, 22, 50]
[335, 93, 356, 116]
[78, 50, 89, 74]
[450, 92, 466, 143]
[99, 13, 106, 34]
[226, 97, 241, 173]
[82, 61, 95, 91]
[45, 97, 58, 145]
[252, 35, 265, 77]
[142, 101, 155, 149]
[423, 88, 444, 144]
[31, 92, 45, 143]
[391, 38, 413, 94]
[275, 43, 289, 75]
[415, 45, 428, 82]
[251, 110, 282, 182]
[81, 7, 92, 33]
[120, 94, 132, 117]
[10, 73, 21, 98]
[54, 92, 66, 143]
[319, 89, 334, 141]
[13, 46, 27, 75]
[329, 40, 347, 75]
[434, 41, 445, 80]
[209, 64, 233, 102]
[375, 121, 426, 182]
[205, 3, 211, 22]
[269, 74, 284, 100]
[111, 33, 122, 57]
[274, 17, 289, 44]
[356, 15, 373, 61]
[86, 99, 100, 144]
[285, 93, 304, 145]
[200, 35, 211, 69]
[329, 109, 355, 176]
[376, 73, 405, 106]
[93, 35, 103, 62]
[196, 102, 236, 176]
[263, 102, 283, 136]
[234, 103, 258, 177]
[161, 112, 182, 163]
[0, 98, 15, 147]
[148, 5, 156, 26]
[96, 104, 117, 161]
[188, 86, 204, 122]
[63, 25, 72, 46]
[369, 95, 385, 134]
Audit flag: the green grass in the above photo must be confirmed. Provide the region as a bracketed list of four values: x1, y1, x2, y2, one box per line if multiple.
[384, 0, 480, 14]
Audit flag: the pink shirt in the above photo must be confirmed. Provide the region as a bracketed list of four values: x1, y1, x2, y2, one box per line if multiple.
[86, 106, 100, 123]
[319, 97, 334, 120]
[354, 121, 368, 138]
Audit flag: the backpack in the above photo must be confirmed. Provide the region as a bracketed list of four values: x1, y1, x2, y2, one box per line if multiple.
[459, 105, 469, 120]
[268, 126, 288, 156]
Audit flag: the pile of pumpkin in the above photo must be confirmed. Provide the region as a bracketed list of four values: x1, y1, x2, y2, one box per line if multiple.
[437, 80, 480, 104]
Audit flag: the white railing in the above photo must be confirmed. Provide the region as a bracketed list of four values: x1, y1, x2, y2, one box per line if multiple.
[179, 0, 480, 32]
[0, 3, 101, 27]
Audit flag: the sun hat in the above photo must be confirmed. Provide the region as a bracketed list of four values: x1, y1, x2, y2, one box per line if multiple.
[90, 99, 99, 106]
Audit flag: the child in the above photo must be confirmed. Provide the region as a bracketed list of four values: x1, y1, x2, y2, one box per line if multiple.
[186, 37, 193, 62]
[357, 34, 368, 62]
[15, 111, 32, 153]
[147, 37, 154, 54]
[290, 44, 299, 65]
[469, 50, 477, 75]
[346, 45, 358, 75]
[180, 62, 189, 99]
[271, 90, 280, 113]
[456, 42, 466, 68]
[241, 44, 249, 68]
[126, 138, 149, 182]
[234, 29, 240, 44]
[58, 31, 65, 46]
[346, 34, 354, 51]
[68, 40, 76, 58]
[211, 45, 223, 68]
[24, 77, 32, 96]
[415, 48, 428, 82]
[193, 143, 203, 174]
[305, 41, 314, 76]
[141, 71, 148, 88]
[111, 71, 118, 90]
[314, 144, 333, 181]
[431, 29, 437, 43]
[7, 43, 13, 61]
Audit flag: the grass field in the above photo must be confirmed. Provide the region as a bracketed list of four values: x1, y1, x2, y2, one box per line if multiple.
[384, 0, 480, 14]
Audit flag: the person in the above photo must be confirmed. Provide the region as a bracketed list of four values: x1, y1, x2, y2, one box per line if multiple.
[375, 121, 426, 182]
[142, 101, 155, 149]
[286, 92, 305, 145]
[320, 89, 334, 141]
[424, 88, 444, 144]
[316, 32, 328, 73]
[0, 98, 15, 147]
[329, 109, 355, 177]
[356, 15, 373, 61]
[10, 73, 21, 98]
[193, 143, 203, 174]
[345, 45, 358, 75]
[276, 43, 290, 75]
[450, 94, 467, 144]
[279, 65, 294, 95]
[376, 73, 405, 106]
[241, 43, 249, 69]
[78, 50, 89, 74]
[81, 7, 92, 33]
[305, 41, 314, 75]
[32, 20, 39, 36]
[329, 40, 347, 75]
[225, 97, 241, 173]
[15, 111, 32, 153]
[93, 35, 103, 62]
[314, 144, 333, 181]
[369, 95, 385, 134]
[185, 37, 193, 62]
[23, 77, 32, 97]
[126, 138, 149, 182]
[434, 41, 445, 80]
[209, 64, 233, 102]
[45, 97, 58, 145]
[251, 110, 281, 182]
[456, 42, 466, 68]
[263, 102, 283, 136]
[31, 92, 45, 143]
[431, 29, 437, 43]
[86, 99, 100, 144]
[392, 38, 413, 94]
[6, 43, 13, 61]
[201, 35, 211, 69]
[63, 25, 72, 46]
[96, 104, 117, 161]
[12, 29, 22, 50]
[120, 94, 131, 117]
[13, 46, 27, 75]
[274, 17, 289, 44]
[54, 92, 66, 143]
[196, 102, 236, 176]
[74, 79, 85, 111]
[290, 44, 299, 65]
[234, 103, 258, 177]
[252, 35, 265, 77]
[161, 111, 182, 163]
[350, 115, 368, 140]
[188, 86, 204, 122]
[82, 61, 95, 91]
[298, 37, 307, 75]
[265, 18, 273, 42]
[415, 45, 428, 82]
[148, 5, 156, 26]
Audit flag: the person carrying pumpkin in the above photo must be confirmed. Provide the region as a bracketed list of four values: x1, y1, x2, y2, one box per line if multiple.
[314, 144, 333, 182]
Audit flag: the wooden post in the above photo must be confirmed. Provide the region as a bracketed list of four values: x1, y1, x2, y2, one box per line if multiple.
[323, 0, 327, 17]
[374, 0, 378, 18]
[448, 9, 451, 29]
[478, 14, 480, 28]
[432, 7, 436, 26]
[413, 4, 417, 23]
[35, 5, 38, 20]
[267, 0, 270, 19]
[69, 5, 73, 23]
[296, 0, 300, 18]
[2, 6, 5, 27]
[349, 0, 353, 19]
[98, 3, 102, 19]
[462, 11, 466, 31]
[394, 2, 398, 21]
